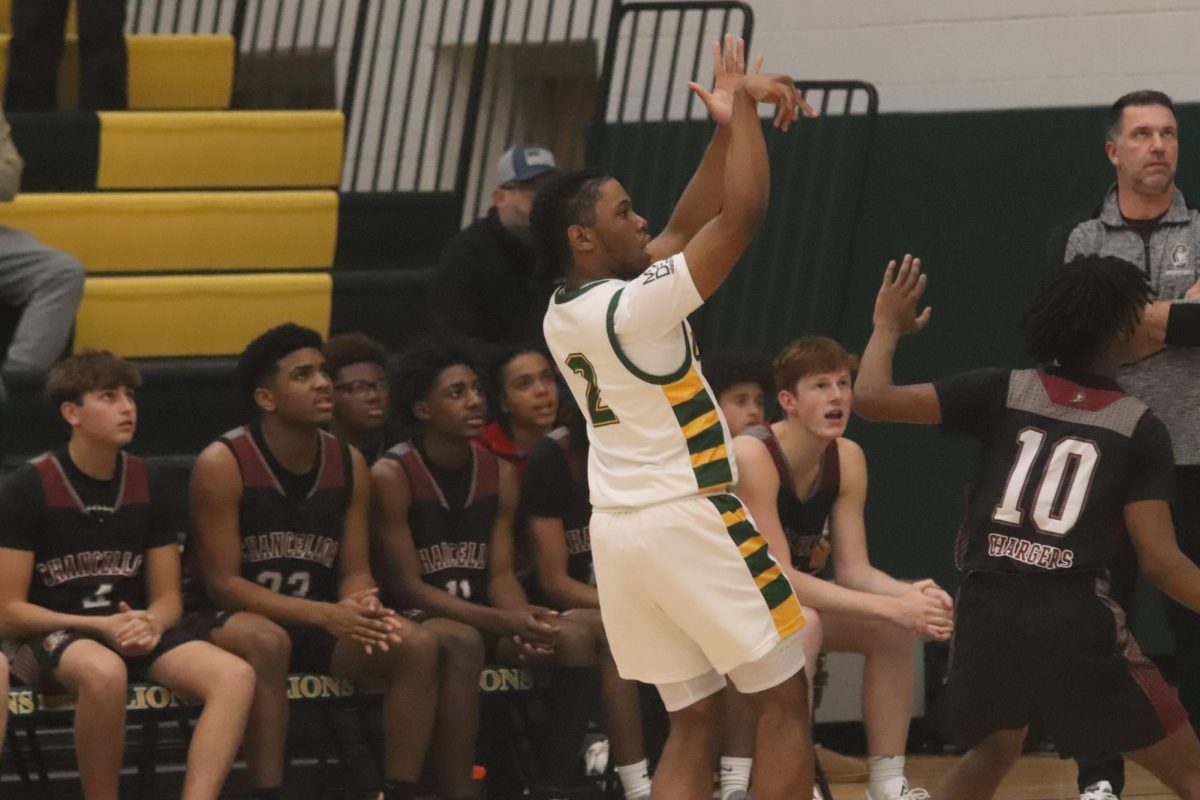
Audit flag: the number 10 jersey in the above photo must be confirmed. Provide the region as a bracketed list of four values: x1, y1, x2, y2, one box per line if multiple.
[934, 367, 1175, 575]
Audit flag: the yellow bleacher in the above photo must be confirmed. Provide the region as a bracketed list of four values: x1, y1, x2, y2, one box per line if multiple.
[75, 272, 333, 357]
[0, 190, 339, 272]
[97, 110, 344, 189]
[0, 33, 234, 110]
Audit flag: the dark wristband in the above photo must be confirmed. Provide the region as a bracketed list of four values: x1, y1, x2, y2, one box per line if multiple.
[1166, 303, 1200, 346]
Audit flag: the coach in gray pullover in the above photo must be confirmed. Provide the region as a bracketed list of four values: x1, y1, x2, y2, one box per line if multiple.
[1055, 89, 1200, 800]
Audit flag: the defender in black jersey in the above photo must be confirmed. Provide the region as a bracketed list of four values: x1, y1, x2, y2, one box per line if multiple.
[190, 324, 437, 800]
[0, 351, 254, 800]
[731, 337, 953, 800]
[856, 255, 1200, 799]
[374, 339, 651, 797]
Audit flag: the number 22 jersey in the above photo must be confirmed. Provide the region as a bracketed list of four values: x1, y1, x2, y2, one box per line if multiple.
[221, 424, 350, 603]
[543, 253, 736, 511]
[934, 367, 1175, 575]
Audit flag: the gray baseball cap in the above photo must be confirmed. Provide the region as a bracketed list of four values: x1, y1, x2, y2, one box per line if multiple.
[496, 144, 558, 188]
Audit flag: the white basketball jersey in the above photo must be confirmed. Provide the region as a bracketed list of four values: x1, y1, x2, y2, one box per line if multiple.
[544, 253, 737, 511]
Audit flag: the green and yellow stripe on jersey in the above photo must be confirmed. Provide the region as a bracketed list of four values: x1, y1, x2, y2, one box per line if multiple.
[709, 494, 805, 638]
[663, 366, 734, 490]
[604, 287, 733, 492]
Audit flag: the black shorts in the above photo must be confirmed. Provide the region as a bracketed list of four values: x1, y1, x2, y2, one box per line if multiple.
[942, 571, 1188, 757]
[283, 624, 338, 674]
[10, 626, 197, 690]
[183, 609, 337, 674]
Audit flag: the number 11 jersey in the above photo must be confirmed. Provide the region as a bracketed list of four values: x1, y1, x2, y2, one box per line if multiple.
[934, 367, 1175, 575]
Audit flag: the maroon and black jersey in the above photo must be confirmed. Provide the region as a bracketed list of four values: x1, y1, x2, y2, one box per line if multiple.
[221, 424, 351, 603]
[0, 449, 173, 615]
[935, 367, 1175, 575]
[743, 424, 839, 574]
[383, 438, 498, 605]
[521, 427, 593, 592]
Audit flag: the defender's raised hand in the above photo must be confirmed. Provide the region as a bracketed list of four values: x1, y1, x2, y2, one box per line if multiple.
[874, 254, 932, 336]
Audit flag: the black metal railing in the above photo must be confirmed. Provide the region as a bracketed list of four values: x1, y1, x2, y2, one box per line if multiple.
[126, 0, 241, 33]
[590, 1, 754, 230]
[588, 2, 877, 353]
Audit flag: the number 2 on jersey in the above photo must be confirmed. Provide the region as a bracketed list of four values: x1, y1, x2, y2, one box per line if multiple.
[992, 428, 1099, 536]
[565, 353, 619, 426]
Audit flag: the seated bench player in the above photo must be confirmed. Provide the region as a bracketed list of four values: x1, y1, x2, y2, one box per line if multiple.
[189, 323, 439, 800]
[373, 338, 634, 792]
[0, 350, 255, 800]
[522, 402, 652, 799]
[731, 337, 953, 800]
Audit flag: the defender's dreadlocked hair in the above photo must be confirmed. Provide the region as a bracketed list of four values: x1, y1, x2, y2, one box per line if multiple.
[529, 168, 611, 283]
[1020, 256, 1151, 370]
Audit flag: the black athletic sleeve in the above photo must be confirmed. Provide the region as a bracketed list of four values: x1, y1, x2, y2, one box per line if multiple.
[933, 368, 1011, 439]
[0, 465, 44, 551]
[146, 469, 179, 550]
[1167, 303, 1200, 347]
[520, 438, 571, 521]
[1126, 412, 1176, 505]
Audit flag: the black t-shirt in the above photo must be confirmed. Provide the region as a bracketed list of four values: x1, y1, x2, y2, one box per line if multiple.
[0, 448, 174, 615]
[521, 430, 593, 592]
[934, 367, 1174, 574]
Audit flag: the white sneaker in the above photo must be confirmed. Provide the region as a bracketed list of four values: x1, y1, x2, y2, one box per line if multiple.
[813, 788, 824, 800]
[583, 737, 609, 775]
[866, 784, 932, 800]
[1080, 781, 1119, 800]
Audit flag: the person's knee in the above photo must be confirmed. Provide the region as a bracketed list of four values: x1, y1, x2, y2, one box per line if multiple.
[44, 249, 85, 295]
[203, 652, 257, 702]
[434, 620, 485, 672]
[72, 651, 128, 700]
[554, 617, 598, 667]
[975, 728, 1026, 765]
[392, 621, 438, 676]
[669, 693, 723, 738]
[240, 618, 292, 680]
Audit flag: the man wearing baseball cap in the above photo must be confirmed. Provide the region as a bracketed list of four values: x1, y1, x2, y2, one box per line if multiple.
[432, 144, 559, 358]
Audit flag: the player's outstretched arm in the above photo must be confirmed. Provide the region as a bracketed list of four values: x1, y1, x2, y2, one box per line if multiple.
[854, 255, 942, 424]
[1127, 499, 1200, 614]
[678, 76, 779, 300]
[648, 36, 811, 263]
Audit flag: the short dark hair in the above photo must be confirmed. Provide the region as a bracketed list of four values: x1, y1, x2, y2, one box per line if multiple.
[774, 337, 860, 393]
[703, 350, 772, 399]
[1020, 256, 1151, 370]
[45, 349, 142, 406]
[237, 323, 325, 402]
[486, 345, 552, 422]
[1107, 90, 1175, 142]
[391, 338, 479, 428]
[324, 332, 388, 381]
[530, 168, 611, 282]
